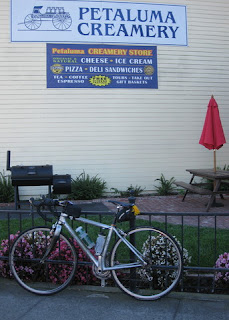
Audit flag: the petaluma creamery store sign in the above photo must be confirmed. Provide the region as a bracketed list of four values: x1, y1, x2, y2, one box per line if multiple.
[11, 0, 187, 46]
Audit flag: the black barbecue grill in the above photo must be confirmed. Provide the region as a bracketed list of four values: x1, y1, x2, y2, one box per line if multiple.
[11, 165, 53, 186]
[53, 174, 71, 194]
[6, 151, 71, 209]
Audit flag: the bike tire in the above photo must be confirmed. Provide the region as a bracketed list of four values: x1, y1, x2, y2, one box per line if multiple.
[110, 226, 182, 300]
[9, 226, 77, 295]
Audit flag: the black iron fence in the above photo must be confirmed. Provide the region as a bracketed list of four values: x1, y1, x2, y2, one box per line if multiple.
[0, 208, 229, 294]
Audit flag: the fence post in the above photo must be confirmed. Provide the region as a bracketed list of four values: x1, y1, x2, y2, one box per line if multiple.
[128, 191, 136, 290]
[128, 191, 136, 230]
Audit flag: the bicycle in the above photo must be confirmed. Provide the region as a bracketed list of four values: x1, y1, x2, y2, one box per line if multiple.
[9, 196, 182, 300]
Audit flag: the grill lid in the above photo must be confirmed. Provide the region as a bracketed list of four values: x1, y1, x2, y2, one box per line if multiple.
[11, 165, 53, 186]
[53, 174, 71, 194]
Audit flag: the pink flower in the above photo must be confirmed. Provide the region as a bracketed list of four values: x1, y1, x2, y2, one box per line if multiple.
[215, 252, 229, 286]
[0, 232, 98, 286]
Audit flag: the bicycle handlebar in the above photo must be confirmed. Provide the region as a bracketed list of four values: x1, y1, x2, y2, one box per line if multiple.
[29, 196, 62, 222]
[30, 197, 59, 208]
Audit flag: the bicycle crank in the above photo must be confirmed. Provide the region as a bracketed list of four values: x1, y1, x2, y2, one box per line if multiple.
[92, 265, 111, 287]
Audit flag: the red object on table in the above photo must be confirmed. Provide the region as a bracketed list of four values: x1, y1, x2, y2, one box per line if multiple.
[199, 96, 226, 150]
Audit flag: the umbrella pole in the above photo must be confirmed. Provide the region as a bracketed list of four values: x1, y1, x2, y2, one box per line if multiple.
[212, 149, 224, 207]
[213, 149, 216, 190]
[213, 149, 216, 173]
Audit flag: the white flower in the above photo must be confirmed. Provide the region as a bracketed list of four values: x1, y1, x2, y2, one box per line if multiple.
[138, 235, 191, 289]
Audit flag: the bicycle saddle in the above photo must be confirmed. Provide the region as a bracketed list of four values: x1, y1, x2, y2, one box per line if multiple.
[107, 200, 133, 208]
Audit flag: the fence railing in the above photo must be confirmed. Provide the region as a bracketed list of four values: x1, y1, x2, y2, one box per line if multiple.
[0, 208, 229, 294]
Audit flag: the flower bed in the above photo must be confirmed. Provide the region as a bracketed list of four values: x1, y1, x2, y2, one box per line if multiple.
[215, 252, 229, 287]
[0, 232, 97, 285]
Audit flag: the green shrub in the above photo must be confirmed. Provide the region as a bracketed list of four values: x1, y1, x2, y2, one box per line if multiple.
[154, 174, 175, 196]
[70, 171, 106, 200]
[111, 184, 145, 197]
[0, 172, 14, 203]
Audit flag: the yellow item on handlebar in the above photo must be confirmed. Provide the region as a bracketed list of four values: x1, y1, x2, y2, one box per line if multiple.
[132, 205, 140, 215]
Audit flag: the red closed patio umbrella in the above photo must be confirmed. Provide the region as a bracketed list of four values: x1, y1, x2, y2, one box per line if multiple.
[199, 95, 226, 172]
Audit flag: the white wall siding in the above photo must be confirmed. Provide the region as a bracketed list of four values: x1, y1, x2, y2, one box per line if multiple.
[0, 0, 229, 197]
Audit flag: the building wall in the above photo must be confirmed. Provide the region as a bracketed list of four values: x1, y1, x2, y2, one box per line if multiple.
[0, 0, 229, 197]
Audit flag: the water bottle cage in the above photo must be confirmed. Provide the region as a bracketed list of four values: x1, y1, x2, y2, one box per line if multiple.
[95, 234, 106, 256]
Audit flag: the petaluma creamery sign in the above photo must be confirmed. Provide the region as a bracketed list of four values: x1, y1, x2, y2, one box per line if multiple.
[11, 0, 187, 46]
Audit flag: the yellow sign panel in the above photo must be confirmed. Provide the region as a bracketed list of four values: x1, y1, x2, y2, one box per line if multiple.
[89, 75, 111, 87]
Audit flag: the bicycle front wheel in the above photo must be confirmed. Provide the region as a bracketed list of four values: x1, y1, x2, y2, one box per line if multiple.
[110, 226, 182, 300]
[10, 227, 77, 295]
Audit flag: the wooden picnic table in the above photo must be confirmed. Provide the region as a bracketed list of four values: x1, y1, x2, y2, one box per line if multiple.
[174, 169, 229, 211]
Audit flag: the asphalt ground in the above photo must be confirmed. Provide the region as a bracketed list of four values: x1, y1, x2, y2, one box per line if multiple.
[0, 278, 228, 320]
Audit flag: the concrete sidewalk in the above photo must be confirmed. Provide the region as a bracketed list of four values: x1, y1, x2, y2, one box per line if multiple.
[0, 278, 228, 320]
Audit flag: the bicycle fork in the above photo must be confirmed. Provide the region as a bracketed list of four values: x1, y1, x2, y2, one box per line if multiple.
[40, 223, 62, 264]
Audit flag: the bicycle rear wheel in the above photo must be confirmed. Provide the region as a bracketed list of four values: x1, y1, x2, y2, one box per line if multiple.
[110, 226, 182, 300]
[10, 227, 77, 295]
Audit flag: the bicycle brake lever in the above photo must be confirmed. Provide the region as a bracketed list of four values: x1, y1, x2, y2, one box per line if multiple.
[37, 205, 53, 223]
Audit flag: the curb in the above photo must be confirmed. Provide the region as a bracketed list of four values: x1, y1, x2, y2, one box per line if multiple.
[71, 284, 229, 302]
[1, 277, 228, 302]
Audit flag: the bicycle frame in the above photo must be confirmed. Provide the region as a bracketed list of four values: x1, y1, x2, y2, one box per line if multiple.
[57, 213, 146, 272]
